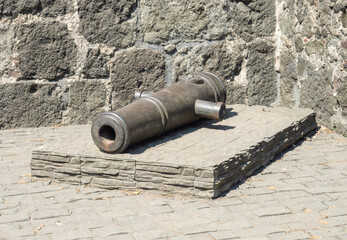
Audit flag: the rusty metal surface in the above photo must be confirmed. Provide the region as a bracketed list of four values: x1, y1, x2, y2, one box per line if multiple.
[91, 72, 226, 153]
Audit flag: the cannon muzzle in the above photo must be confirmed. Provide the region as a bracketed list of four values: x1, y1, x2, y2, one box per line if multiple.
[91, 72, 226, 153]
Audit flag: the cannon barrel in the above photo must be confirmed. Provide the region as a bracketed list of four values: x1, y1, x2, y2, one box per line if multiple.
[91, 72, 226, 153]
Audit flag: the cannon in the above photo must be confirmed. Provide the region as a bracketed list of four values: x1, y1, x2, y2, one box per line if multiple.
[91, 72, 227, 153]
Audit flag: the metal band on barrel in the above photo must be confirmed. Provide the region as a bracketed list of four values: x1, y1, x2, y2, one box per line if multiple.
[202, 72, 227, 103]
[195, 74, 220, 103]
[143, 96, 169, 135]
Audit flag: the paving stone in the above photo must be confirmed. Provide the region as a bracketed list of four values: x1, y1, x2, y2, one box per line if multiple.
[30, 209, 70, 220]
[136, 205, 174, 216]
[308, 227, 346, 238]
[58, 214, 104, 230]
[260, 200, 284, 208]
[273, 190, 311, 200]
[250, 225, 287, 235]
[225, 205, 256, 220]
[132, 230, 177, 240]
[240, 238, 270, 240]
[0, 223, 35, 238]
[0, 215, 30, 226]
[240, 187, 275, 196]
[216, 197, 243, 206]
[208, 230, 238, 240]
[167, 233, 214, 240]
[103, 234, 135, 240]
[177, 223, 217, 235]
[285, 220, 325, 231]
[1, 108, 346, 239]
[96, 234, 135, 240]
[232, 228, 265, 238]
[268, 231, 311, 240]
[247, 179, 286, 188]
[130, 221, 164, 232]
[50, 228, 94, 239]
[209, 219, 252, 231]
[320, 207, 347, 217]
[326, 216, 347, 227]
[252, 206, 292, 217]
[249, 214, 303, 226]
[282, 177, 317, 184]
[338, 235, 347, 240]
[92, 225, 133, 237]
[1, 189, 27, 197]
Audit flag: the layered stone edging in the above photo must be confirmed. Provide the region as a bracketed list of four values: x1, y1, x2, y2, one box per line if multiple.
[31, 105, 316, 198]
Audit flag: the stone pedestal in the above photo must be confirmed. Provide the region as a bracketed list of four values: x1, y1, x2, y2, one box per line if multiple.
[31, 105, 316, 198]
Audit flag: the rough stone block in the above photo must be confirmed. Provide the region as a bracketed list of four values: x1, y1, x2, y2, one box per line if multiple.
[54, 167, 80, 175]
[136, 164, 181, 174]
[109, 162, 135, 171]
[300, 64, 336, 129]
[342, 12, 347, 28]
[135, 170, 195, 182]
[194, 180, 214, 190]
[173, 41, 246, 104]
[81, 157, 135, 188]
[135, 174, 164, 184]
[163, 178, 194, 187]
[89, 177, 136, 189]
[276, 0, 346, 136]
[0, 26, 13, 76]
[31, 153, 81, 183]
[39, 0, 72, 17]
[305, 40, 325, 56]
[182, 168, 195, 176]
[81, 167, 109, 175]
[140, 0, 233, 44]
[231, 0, 276, 41]
[336, 77, 347, 114]
[67, 80, 107, 124]
[32, 153, 71, 163]
[111, 47, 166, 109]
[31, 169, 52, 178]
[81, 48, 111, 79]
[136, 181, 196, 196]
[0, 82, 64, 129]
[196, 169, 214, 179]
[78, 0, 136, 47]
[0, 0, 38, 18]
[0, 0, 72, 18]
[247, 40, 276, 106]
[278, 7, 295, 38]
[33, 169, 81, 184]
[279, 51, 298, 107]
[15, 21, 77, 80]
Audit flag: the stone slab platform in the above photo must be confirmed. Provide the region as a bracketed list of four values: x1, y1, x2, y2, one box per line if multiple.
[31, 105, 316, 198]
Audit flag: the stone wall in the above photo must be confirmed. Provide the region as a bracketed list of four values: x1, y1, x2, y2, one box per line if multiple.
[0, 0, 276, 129]
[275, 0, 347, 136]
[0, 0, 346, 136]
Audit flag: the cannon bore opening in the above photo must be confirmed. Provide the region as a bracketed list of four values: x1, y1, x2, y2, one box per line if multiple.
[99, 125, 116, 143]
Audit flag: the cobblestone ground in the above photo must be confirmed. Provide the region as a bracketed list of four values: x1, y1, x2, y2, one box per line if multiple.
[0, 126, 346, 240]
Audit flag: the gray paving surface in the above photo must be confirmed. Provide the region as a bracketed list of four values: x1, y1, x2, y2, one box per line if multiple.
[0, 125, 347, 239]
